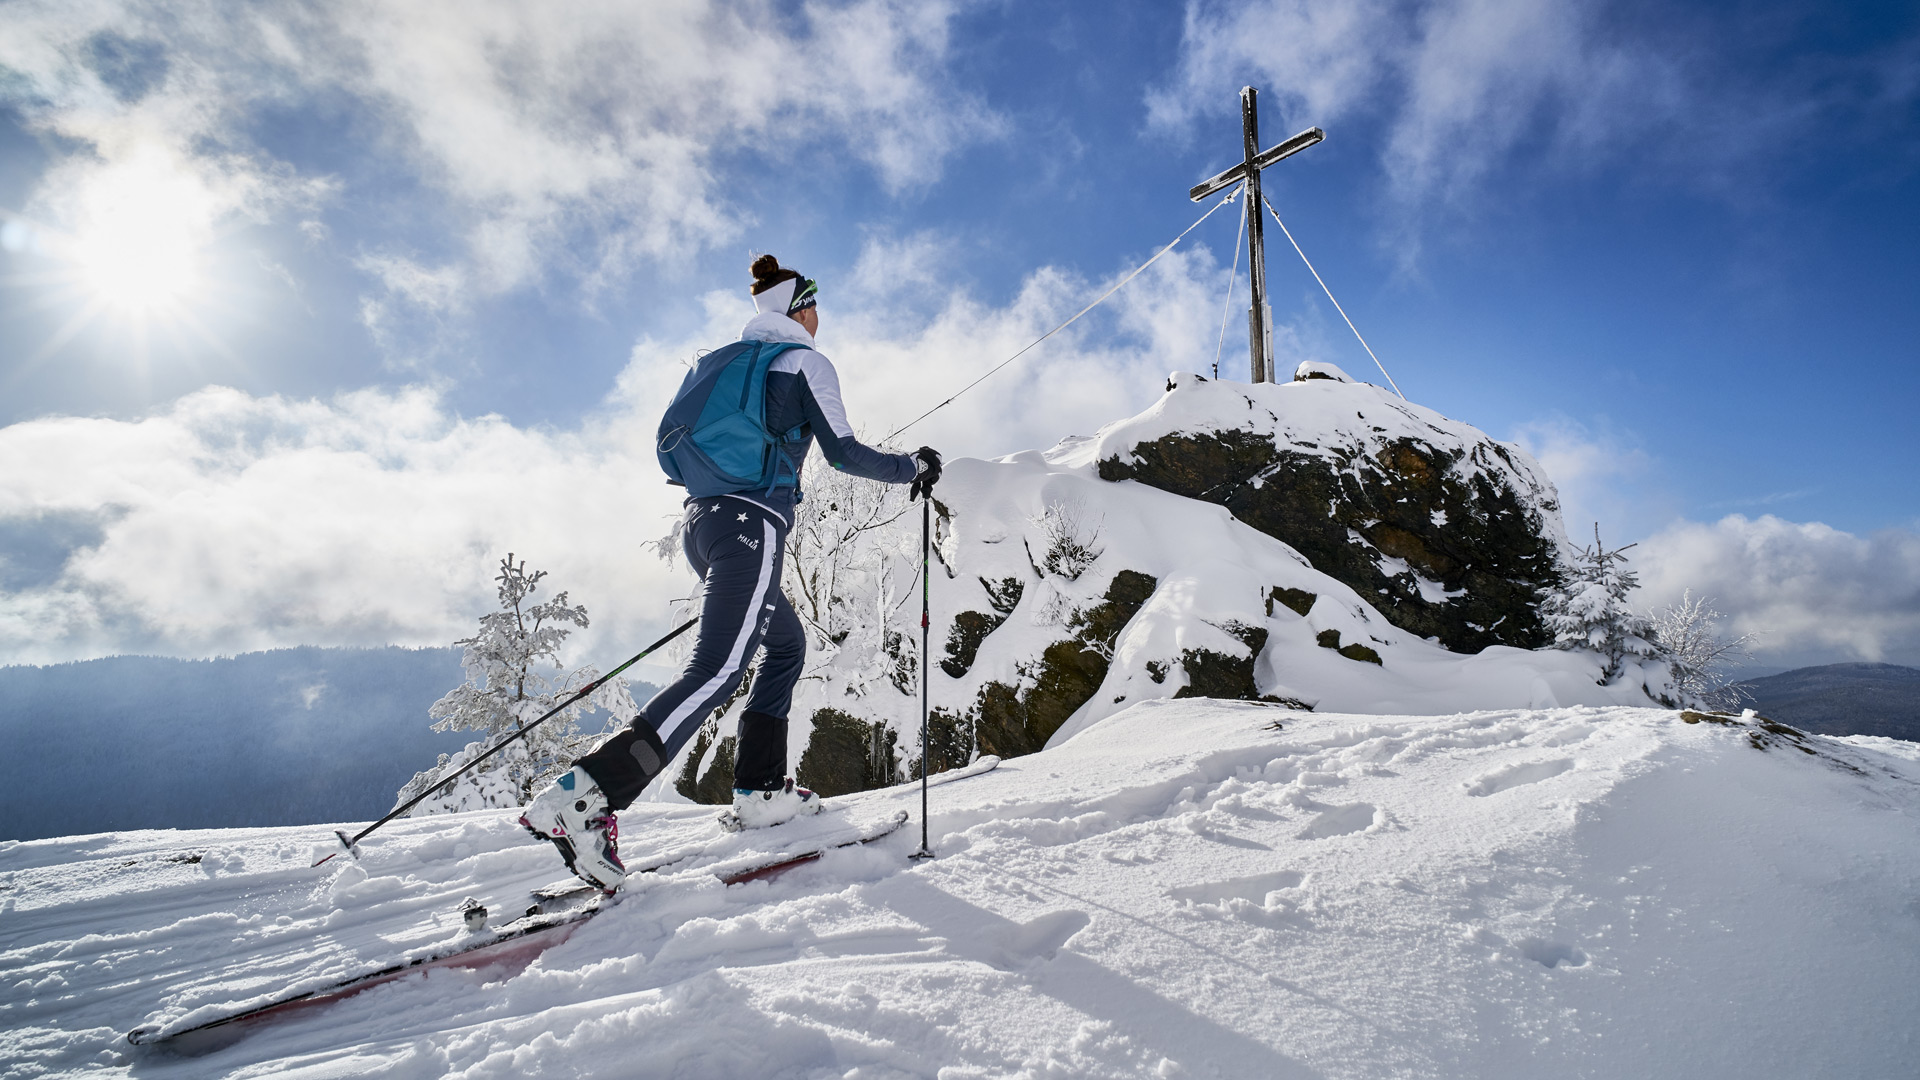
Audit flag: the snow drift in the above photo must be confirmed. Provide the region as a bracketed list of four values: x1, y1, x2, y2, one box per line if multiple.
[3, 702, 1915, 1077]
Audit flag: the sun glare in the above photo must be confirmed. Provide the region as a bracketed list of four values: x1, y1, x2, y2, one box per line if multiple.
[68, 151, 211, 318]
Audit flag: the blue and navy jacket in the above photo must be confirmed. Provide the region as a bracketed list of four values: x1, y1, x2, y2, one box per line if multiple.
[709, 311, 917, 523]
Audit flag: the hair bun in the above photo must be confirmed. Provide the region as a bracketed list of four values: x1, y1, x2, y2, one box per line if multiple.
[750, 254, 782, 281]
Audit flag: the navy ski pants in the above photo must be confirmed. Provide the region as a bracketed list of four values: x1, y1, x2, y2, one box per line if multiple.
[577, 496, 804, 808]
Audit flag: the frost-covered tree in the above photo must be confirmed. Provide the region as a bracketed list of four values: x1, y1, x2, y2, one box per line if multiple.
[1540, 524, 1660, 684]
[785, 445, 919, 701]
[1650, 589, 1758, 710]
[395, 554, 636, 815]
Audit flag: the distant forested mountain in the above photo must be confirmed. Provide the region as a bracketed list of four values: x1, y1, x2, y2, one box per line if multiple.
[1740, 663, 1920, 742]
[0, 648, 652, 841]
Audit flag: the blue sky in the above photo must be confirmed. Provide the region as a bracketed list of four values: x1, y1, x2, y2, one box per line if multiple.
[1, 0, 1917, 672]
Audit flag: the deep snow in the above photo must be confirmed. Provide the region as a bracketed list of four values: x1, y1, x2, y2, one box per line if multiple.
[4, 701, 1917, 1078]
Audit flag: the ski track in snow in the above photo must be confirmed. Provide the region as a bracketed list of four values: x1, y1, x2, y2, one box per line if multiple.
[3, 703, 1918, 1079]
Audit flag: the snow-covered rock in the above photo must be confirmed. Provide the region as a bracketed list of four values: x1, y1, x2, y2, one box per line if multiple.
[1292, 359, 1355, 382]
[901, 446, 1662, 769]
[1094, 374, 1567, 654]
[6, 702, 1915, 1077]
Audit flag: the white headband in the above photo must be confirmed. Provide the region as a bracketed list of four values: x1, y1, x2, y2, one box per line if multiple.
[753, 278, 796, 315]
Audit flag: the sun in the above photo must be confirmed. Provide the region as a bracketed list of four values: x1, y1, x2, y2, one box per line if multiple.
[67, 153, 208, 318]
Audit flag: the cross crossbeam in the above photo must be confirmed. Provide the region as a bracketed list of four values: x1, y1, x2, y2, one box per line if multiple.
[1188, 87, 1323, 382]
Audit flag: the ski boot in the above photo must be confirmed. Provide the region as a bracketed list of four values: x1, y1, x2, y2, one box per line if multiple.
[721, 778, 822, 832]
[520, 767, 624, 891]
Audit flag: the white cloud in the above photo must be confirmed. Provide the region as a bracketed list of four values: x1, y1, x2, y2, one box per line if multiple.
[1633, 515, 1920, 669]
[0, 237, 1235, 664]
[1506, 414, 1671, 545]
[0, 382, 695, 666]
[0, 0, 1000, 322]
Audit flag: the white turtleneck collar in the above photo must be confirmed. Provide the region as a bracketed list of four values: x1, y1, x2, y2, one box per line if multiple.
[741, 310, 815, 347]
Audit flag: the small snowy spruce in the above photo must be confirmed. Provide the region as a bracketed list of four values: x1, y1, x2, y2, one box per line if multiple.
[1650, 589, 1757, 710]
[394, 554, 635, 815]
[1540, 525, 1661, 685]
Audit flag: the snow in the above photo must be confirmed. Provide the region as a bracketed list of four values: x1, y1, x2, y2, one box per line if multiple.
[5, 702, 1917, 1078]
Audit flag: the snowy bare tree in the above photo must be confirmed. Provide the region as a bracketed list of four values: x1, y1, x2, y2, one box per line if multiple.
[1540, 524, 1661, 684]
[784, 445, 918, 701]
[1029, 496, 1104, 581]
[1650, 589, 1758, 710]
[395, 554, 636, 815]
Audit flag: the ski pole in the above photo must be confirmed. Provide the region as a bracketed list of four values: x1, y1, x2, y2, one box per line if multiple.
[313, 616, 700, 867]
[911, 495, 935, 860]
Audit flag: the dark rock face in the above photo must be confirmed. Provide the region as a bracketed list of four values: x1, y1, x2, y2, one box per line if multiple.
[940, 570, 1158, 760]
[1100, 430, 1561, 653]
[675, 725, 737, 805]
[1314, 628, 1383, 666]
[942, 577, 1024, 679]
[1174, 622, 1269, 700]
[797, 708, 900, 796]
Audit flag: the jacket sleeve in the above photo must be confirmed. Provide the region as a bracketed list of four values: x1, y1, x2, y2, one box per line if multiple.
[792, 350, 918, 483]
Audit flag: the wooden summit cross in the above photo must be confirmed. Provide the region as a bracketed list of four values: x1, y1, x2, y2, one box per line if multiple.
[1189, 87, 1323, 383]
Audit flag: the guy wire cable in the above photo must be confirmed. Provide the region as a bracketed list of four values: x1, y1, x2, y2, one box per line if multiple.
[1260, 192, 1405, 399]
[1211, 186, 1247, 379]
[886, 186, 1244, 443]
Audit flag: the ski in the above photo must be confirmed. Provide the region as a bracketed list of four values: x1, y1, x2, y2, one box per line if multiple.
[125, 901, 605, 1047]
[530, 758, 1002, 905]
[127, 811, 911, 1047]
[915, 754, 1002, 790]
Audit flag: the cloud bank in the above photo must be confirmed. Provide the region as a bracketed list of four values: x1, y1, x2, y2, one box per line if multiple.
[1633, 514, 1920, 670]
[0, 242, 1233, 665]
[5, 237, 1912, 675]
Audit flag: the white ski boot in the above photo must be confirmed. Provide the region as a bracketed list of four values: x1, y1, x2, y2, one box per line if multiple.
[520, 767, 625, 891]
[722, 778, 822, 832]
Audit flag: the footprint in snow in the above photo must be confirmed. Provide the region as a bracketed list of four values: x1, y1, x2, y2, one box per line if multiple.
[1464, 758, 1575, 797]
[1294, 803, 1378, 840]
[1519, 938, 1590, 969]
[981, 910, 1091, 970]
[1168, 870, 1304, 907]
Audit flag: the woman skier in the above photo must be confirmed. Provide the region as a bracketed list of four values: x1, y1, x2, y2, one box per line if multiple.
[520, 254, 942, 891]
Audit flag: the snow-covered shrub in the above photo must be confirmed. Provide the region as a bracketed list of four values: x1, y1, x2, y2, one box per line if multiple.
[1030, 497, 1103, 581]
[1650, 590, 1757, 710]
[1540, 525, 1661, 685]
[394, 554, 635, 815]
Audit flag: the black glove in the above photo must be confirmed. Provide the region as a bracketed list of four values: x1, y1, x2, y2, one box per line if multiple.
[909, 446, 943, 500]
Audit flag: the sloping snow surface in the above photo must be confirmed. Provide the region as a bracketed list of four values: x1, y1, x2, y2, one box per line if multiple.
[5, 703, 1917, 1078]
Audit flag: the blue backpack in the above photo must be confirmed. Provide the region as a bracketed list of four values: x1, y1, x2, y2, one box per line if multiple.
[656, 340, 808, 497]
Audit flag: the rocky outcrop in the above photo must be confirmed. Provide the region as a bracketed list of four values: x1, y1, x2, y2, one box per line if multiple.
[929, 569, 1157, 770]
[796, 708, 899, 797]
[1096, 377, 1566, 654]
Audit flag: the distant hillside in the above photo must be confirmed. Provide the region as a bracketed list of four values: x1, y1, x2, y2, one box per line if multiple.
[1740, 663, 1920, 742]
[0, 648, 655, 841]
